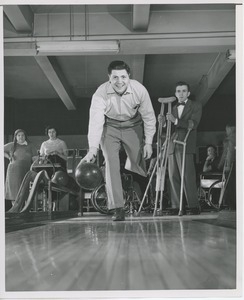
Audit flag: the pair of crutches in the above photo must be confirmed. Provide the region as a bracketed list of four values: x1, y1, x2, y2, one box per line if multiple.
[173, 120, 194, 216]
[137, 96, 176, 216]
[137, 98, 194, 217]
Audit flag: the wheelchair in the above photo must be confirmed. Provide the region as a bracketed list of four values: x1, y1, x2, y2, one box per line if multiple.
[91, 173, 149, 215]
[198, 162, 233, 210]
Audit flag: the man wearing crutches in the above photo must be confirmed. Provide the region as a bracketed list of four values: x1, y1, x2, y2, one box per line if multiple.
[80, 61, 156, 221]
[162, 82, 202, 215]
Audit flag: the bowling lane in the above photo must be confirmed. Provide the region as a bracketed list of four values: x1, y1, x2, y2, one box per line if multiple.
[5, 215, 236, 291]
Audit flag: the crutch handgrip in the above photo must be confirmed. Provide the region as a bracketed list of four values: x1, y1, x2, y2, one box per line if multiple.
[173, 140, 185, 146]
[158, 96, 176, 104]
[174, 120, 194, 146]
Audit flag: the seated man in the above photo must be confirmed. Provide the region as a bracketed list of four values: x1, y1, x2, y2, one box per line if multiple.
[202, 144, 219, 173]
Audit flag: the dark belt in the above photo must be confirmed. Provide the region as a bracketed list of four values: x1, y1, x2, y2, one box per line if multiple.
[105, 112, 142, 129]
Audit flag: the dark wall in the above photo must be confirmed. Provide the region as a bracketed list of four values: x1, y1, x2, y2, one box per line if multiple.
[199, 94, 236, 131]
[4, 97, 92, 136]
[198, 65, 236, 131]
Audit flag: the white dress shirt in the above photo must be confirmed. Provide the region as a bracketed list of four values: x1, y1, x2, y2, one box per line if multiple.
[177, 99, 188, 118]
[174, 99, 188, 125]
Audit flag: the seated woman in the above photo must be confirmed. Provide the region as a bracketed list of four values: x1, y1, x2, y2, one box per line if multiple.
[39, 126, 68, 172]
[4, 129, 37, 211]
[202, 144, 219, 173]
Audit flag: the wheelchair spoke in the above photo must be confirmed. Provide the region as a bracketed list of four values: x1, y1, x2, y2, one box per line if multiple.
[91, 184, 112, 215]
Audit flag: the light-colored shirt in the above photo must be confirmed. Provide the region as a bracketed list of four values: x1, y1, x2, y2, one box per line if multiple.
[174, 99, 188, 125]
[88, 79, 156, 149]
[40, 138, 68, 160]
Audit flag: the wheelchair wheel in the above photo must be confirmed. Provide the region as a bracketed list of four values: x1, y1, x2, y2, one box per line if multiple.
[198, 187, 211, 208]
[91, 183, 112, 215]
[208, 180, 223, 210]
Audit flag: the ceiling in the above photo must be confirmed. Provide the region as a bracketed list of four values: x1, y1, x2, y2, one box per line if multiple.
[3, 4, 237, 134]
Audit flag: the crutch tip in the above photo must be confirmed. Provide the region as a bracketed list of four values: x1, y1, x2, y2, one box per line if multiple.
[155, 209, 164, 216]
[178, 210, 184, 216]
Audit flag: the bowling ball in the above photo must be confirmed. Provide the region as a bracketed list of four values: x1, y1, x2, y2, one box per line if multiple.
[75, 162, 103, 190]
[51, 170, 69, 187]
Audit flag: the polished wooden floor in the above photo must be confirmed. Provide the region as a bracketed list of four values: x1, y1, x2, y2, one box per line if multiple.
[5, 211, 237, 294]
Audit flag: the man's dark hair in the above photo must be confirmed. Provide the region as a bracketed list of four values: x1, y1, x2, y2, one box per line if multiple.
[108, 61, 130, 75]
[175, 81, 190, 92]
[206, 144, 217, 153]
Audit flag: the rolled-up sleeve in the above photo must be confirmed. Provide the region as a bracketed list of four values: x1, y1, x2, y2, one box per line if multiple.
[138, 88, 156, 144]
[88, 92, 107, 149]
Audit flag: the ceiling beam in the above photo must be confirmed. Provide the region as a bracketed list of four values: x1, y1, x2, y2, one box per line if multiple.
[3, 5, 33, 33]
[3, 14, 17, 34]
[4, 35, 234, 56]
[132, 5, 150, 32]
[34, 56, 77, 110]
[119, 37, 235, 55]
[4, 42, 36, 56]
[194, 51, 235, 106]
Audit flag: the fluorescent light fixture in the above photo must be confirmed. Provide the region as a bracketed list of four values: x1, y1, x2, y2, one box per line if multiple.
[36, 40, 120, 55]
[226, 49, 235, 61]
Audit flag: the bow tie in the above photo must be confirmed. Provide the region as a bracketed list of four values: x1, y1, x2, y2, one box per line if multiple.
[177, 102, 186, 107]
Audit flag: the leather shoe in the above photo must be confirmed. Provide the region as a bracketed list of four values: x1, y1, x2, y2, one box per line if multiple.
[112, 207, 125, 221]
[187, 207, 201, 215]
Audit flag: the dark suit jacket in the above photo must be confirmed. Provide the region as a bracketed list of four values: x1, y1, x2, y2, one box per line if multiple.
[168, 99, 202, 154]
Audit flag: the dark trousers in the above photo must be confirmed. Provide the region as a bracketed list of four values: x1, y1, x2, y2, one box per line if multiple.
[168, 151, 198, 209]
[223, 164, 236, 209]
[5, 199, 12, 212]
